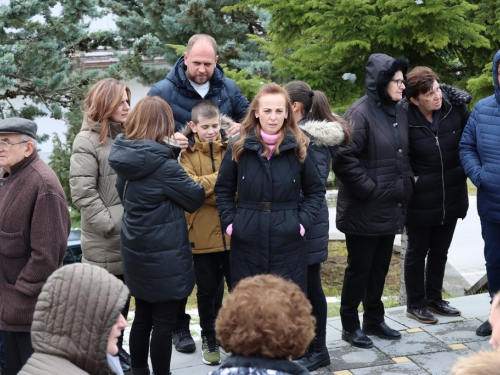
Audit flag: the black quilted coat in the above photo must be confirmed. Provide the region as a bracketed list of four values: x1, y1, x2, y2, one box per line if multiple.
[333, 54, 413, 236]
[403, 84, 470, 226]
[215, 130, 325, 291]
[108, 135, 205, 303]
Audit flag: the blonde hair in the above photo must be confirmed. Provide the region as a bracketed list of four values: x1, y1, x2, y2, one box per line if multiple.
[449, 350, 500, 375]
[215, 274, 315, 359]
[233, 83, 310, 163]
[124, 96, 175, 143]
[82, 78, 131, 145]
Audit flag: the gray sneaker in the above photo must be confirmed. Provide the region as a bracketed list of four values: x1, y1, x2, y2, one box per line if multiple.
[202, 335, 221, 365]
[172, 330, 196, 353]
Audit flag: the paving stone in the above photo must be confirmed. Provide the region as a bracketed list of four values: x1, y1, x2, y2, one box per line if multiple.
[333, 371, 352, 375]
[349, 362, 425, 375]
[406, 328, 423, 333]
[326, 325, 343, 342]
[392, 356, 411, 363]
[422, 319, 491, 344]
[311, 367, 334, 375]
[410, 349, 475, 375]
[382, 316, 407, 331]
[326, 340, 393, 371]
[465, 340, 494, 352]
[370, 331, 450, 357]
[448, 294, 490, 319]
[170, 339, 226, 374]
[327, 319, 344, 332]
[449, 344, 467, 350]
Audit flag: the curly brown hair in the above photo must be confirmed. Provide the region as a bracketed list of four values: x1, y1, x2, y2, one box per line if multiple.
[232, 83, 310, 163]
[215, 274, 315, 359]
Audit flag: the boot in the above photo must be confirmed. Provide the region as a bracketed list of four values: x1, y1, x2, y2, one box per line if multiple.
[298, 333, 331, 372]
[132, 368, 150, 375]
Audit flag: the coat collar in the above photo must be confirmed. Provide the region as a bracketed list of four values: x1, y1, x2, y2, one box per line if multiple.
[220, 355, 309, 375]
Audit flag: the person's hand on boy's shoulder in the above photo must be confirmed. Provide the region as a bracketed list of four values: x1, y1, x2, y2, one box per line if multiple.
[173, 132, 189, 151]
[226, 122, 241, 138]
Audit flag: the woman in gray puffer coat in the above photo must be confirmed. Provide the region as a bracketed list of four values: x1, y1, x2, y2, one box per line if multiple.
[284, 81, 350, 372]
[69, 78, 132, 370]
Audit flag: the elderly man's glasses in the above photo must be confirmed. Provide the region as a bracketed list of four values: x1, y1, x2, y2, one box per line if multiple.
[390, 79, 405, 87]
[0, 140, 28, 150]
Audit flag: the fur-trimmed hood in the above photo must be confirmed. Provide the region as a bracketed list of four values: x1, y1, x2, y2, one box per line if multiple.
[180, 114, 234, 145]
[365, 53, 409, 106]
[299, 120, 346, 148]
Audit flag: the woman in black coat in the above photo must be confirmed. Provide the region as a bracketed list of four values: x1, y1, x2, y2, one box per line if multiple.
[403, 66, 469, 325]
[215, 83, 325, 293]
[333, 53, 413, 348]
[108, 96, 205, 375]
[284, 81, 350, 371]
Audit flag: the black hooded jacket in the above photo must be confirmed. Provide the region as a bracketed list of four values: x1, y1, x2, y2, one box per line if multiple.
[403, 84, 470, 226]
[108, 135, 205, 303]
[215, 130, 326, 291]
[333, 54, 413, 236]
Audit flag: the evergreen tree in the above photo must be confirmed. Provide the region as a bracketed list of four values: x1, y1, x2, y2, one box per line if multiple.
[233, 0, 491, 111]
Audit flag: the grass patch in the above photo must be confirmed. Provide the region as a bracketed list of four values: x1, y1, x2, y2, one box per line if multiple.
[322, 241, 402, 318]
[467, 178, 477, 196]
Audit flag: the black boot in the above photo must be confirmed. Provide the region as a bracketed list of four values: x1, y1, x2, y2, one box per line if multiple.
[298, 334, 331, 372]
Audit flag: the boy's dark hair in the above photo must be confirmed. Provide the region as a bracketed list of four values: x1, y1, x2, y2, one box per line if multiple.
[191, 100, 220, 124]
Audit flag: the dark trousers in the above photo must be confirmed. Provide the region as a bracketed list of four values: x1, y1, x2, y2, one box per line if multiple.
[405, 220, 457, 308]
[0, 330, 4, 365]
[480, 220, 500, 298]
[115, 274, 131, 349]
[193, 251, 232, 337]
[307, 263, 327, 337]
[130, 298, 180, 375]
[340, 234, 395, 332]
[3, 331, 33, 375]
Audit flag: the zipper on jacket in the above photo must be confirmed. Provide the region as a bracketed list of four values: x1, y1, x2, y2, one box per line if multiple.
[209, 142, 216, 173]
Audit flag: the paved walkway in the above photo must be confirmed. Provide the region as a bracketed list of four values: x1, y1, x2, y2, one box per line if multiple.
[165, 293, 493, 375]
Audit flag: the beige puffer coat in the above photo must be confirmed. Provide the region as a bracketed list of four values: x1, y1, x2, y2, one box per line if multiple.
[19, 263, 129, 375]
[70, 120, 124, 275]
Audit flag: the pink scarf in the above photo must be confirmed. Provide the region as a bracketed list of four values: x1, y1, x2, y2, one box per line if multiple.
[260, 130, 281, 160]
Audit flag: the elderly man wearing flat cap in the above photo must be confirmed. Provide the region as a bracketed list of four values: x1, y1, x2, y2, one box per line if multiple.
[0, 118, 70, 375]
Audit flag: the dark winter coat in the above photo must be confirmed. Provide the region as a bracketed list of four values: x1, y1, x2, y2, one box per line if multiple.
[148, 56, 249, 131]
[207, 355, 309, 375]
[215, 130, 326, 291]
[108, 135, 205, 303]
[460, 49, 500, 223]
[299, 119, 345, 265]
[333, 54, 413, 236]
[403, 84, 470, 226]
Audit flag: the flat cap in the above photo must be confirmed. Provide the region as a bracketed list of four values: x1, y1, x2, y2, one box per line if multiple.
[0, 117, 37, 139]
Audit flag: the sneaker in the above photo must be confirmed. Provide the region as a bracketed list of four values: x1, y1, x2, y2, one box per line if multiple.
[406, 307, 438, 324]
[202, 335, 221, 365]
[476, 320, 492, 336]
[172, 330, 196, 353]
[427, 300, 461, 316]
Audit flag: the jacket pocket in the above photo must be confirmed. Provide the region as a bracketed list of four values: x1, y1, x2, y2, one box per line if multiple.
[0, 230, 25, 258]
[2, 283, 37, 326]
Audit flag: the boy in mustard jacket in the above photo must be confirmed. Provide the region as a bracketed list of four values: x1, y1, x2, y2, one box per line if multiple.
[180, 100, 231, 366]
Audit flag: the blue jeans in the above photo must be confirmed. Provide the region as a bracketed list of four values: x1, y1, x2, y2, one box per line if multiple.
[480, 220, 500, 299]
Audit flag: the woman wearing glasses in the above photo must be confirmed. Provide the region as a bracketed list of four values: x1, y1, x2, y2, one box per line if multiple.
[333, 54, 413, 348]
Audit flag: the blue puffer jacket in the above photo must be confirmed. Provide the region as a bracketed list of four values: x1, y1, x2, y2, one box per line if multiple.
[148, 56, 249, 131]
[460, 49, 500, 223]
[298, 119, 345, 265]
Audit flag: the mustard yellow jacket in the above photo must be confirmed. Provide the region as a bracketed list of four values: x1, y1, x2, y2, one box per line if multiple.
[180, 126, 230, 254]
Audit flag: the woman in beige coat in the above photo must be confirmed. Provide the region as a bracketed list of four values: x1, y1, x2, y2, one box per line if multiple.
[69, 78, 131, 371]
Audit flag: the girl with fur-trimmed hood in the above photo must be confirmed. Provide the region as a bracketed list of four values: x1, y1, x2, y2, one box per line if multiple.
[284, 81, 350, 372]
[333, 53, 413, 349]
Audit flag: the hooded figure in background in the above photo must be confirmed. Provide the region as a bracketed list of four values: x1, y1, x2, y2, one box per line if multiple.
[460, 49, 500, 337]
[19, 263, 129, 375]
[333, 53, 413, 349]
